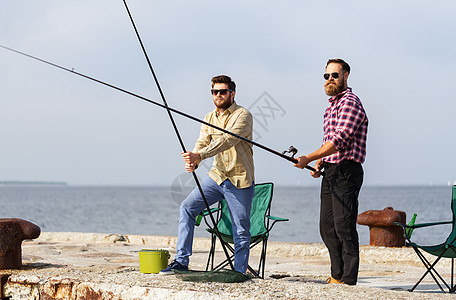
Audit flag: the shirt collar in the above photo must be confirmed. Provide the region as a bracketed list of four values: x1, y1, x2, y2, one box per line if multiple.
[215, 101, 237, 116]
[328, 87, 352, 103]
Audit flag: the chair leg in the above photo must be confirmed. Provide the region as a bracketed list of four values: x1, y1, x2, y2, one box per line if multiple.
[247, 240, 264, 278]
[209, 240, 260, 277]
[258, 239, 268, 279]
[214, 253, 236, 269]
[451, 258, 455, 293]
[212, 242, 235, 270]
[211, 243, 256, 274]
[206, 239, 234, 271]
[248, 265, 259, 277]
[412, 248, 444, 292]
[213, 254, 259, 277]
[411, 247, 450, 293]
[206, 233, 217, 271]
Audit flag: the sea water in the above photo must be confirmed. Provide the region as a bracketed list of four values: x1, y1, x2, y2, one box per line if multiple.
[0, 185, 453, 246]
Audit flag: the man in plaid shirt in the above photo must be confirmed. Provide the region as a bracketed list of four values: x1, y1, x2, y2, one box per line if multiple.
[294, 58, 368, 285]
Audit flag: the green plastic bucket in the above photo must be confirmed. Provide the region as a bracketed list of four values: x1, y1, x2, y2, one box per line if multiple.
[139, 249, 170, 274]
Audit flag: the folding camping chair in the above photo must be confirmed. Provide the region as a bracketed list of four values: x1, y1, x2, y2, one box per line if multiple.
[395, 185, 456, 293]
[198, 182, 288, 278]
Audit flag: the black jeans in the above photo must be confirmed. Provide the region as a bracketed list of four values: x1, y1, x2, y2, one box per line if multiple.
[320, 160, 364, 285]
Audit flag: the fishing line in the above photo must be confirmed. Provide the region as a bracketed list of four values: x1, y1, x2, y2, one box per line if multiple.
[0, 44, 318, 173]
[121, 0, 235, 269]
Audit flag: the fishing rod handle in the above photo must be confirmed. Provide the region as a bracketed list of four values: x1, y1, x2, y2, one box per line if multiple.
[286, 156, 317, 173]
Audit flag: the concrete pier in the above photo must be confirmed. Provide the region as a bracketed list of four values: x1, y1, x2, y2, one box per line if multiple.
[0, 232, 454, 299]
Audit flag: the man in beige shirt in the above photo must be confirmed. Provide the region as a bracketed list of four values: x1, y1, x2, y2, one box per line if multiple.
[160, 75, 255, 275]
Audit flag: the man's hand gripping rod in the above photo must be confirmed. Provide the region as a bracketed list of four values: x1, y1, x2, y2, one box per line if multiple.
[281, 146, 318, 173]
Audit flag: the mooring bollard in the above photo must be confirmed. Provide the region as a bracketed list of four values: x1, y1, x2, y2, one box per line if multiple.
[357, 207, 406, 247]
[0, 218, 41, 269]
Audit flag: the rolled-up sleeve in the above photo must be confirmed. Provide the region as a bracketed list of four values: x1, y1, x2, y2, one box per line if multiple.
[329, 98, 366, 151]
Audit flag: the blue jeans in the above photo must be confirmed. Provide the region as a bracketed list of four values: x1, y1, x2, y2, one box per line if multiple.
[175, 177, 254, 273]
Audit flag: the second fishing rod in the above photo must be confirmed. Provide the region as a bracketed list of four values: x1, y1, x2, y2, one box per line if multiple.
[120, 0, 237, 270]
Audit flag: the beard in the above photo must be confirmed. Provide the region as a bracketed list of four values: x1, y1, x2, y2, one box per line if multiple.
[214, 95, 233, 111]
[324, 80, 345, 96]
[215, 100, 232, 110]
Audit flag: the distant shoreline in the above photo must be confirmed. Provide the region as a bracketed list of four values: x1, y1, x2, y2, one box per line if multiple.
[0, 181, 67, 186]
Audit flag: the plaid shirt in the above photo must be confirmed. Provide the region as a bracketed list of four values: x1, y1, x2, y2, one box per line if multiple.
[322, 88, 368, 164]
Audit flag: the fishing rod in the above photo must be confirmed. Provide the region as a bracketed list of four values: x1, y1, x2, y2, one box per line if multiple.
[0, 44, 316, 172]
[120, 0, 235, 270]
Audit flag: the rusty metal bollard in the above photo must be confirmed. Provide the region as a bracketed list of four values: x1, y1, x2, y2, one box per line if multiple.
[357, 207, 406, 247]
[0, 218, 41, 269]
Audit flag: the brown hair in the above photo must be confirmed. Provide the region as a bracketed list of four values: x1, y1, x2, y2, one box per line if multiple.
[211, 75, 236, 91]
[326, 58, 351, 74]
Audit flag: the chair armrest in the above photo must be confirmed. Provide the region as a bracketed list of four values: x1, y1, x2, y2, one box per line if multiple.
[394, 221, 452, 229]
[195, 208, 220, 226]
[267, 215, 289, 222]
[264, 215, 289, 234]
[394, 220, 453, 241]
[409, 221, 452, 228]
[201, 207, 220, 216]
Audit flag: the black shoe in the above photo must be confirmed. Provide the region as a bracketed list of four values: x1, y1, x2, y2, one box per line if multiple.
[159, 260, 188, 275]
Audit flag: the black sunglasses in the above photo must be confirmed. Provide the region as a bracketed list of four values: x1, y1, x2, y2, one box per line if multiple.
[323, 72, 340, 80]
[211, 89, 233, 95]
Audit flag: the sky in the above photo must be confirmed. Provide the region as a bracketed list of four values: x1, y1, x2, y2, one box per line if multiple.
[0, 1, 455, 187]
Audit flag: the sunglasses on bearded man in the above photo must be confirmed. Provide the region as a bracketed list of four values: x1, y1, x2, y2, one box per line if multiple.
[211, 89, 233, 95]
[323, 72, 341, 80]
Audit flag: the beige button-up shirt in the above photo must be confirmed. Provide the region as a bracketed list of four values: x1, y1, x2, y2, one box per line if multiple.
[193, 102, 254, 189]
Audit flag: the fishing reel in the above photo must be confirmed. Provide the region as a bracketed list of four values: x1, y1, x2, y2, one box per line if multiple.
[282, 146, 298, 159]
